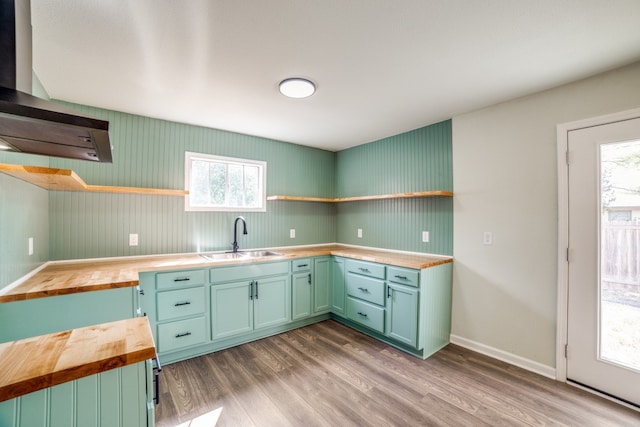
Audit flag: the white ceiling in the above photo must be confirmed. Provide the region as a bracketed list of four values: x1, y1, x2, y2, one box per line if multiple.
[31, 0, 640, 152]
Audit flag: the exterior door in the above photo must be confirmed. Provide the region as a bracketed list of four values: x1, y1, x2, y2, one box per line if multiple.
[567, 116, 640, 406]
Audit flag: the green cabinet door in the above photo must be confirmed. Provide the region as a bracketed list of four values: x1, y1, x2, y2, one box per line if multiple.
[313, 257, 331, 314]
[386, 283, 419, 347]
[330, 257, 346, 316]
[253, 275, 291, 330]
[211, 281, 253, 340]
[292, 271, 312, 321]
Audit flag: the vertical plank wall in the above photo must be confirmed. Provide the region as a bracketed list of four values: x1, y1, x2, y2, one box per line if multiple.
[335, 121, 453, 255]
[0, 101, 452, 274]
[46, 104, 336, 260]
[0, 152, 49, 289]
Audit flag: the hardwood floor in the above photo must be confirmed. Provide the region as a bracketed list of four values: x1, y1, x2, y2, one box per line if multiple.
[155, 320, 639, 426]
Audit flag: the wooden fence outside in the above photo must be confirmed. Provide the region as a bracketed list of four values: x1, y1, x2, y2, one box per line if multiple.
[603, 223, 640, 285]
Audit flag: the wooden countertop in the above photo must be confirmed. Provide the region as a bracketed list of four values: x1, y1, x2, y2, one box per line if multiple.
[0, 317, 156, 402]
[0, 245, 452, 303]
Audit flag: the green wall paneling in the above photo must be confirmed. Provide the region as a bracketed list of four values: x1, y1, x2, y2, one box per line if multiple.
[43, 103, 336, 259]
[335, 120, 453, 256]
[0, 170, 49, 289]
[0, 362, 148, 427]
[336, 120, 452, 197]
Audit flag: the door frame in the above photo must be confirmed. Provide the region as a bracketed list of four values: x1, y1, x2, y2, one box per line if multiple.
[556, 107, 640, 382]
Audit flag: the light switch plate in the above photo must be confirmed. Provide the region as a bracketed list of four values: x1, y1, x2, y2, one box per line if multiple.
[357, 228, 363, 238]
[422, 231, 429, 242]
[28, 237, 34, 256]
[290, 229, 296, 238]
[129, 233, 139, 246]
[483, 231, 493, 245]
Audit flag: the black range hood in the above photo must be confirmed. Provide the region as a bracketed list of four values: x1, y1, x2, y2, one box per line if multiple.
[0, 0, 112, 162]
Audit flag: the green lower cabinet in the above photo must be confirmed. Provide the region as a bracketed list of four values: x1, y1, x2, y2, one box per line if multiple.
[313, 257, 331, 313]
[346, 296, 385, 333]
[210, 281, 253, 340]
[330, 257, 346, 316]
[385, 283, 419, 347]
[253, 275, 291, 330]
[211, 275, 291, 340]
[292, 271, 312, 321]
[0, 360, 154, 427]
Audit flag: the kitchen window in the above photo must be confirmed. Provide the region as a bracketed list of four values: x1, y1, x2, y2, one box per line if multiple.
[185, 152, 266, 212]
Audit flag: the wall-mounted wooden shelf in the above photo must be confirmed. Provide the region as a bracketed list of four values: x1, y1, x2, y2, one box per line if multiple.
[267, 190, 453, 203]
[0, 163, 188, 196]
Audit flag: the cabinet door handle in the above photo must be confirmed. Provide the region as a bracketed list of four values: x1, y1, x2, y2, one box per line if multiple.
[298, 264, 308, 268]
[357, 287, 369, 293]
[394, 275, 408, 280]
[255, 281, 259, 299]
[387, 286, 391, 298]
[174, 301, 191, 307]
[175, 332, 192, 338]
[249, 281, 254, 300]
[173, 277, 191, 282]
[308, 273, 312, 285]
[357, 312, 368, 318]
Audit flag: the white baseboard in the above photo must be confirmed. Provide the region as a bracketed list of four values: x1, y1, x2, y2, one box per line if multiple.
[450, 334, 557, 380]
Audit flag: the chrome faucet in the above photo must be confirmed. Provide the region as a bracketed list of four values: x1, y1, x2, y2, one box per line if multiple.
[231, 216, 248, 253]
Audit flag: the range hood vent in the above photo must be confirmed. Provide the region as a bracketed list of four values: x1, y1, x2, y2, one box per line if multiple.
[0, 0, 112, 162]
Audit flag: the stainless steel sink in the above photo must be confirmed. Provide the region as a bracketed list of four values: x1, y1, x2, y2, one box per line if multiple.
[200, 252, 248, 261]
[200, 250, 282, 261]
[238, 250, 283, 257]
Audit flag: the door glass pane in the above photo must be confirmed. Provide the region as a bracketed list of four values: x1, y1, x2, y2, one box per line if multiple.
[600, 139, 640, 372]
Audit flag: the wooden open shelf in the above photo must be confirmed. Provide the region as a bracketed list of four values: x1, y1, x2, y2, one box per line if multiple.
[267, 190, 453, 203]
[0, 163, 188, 196]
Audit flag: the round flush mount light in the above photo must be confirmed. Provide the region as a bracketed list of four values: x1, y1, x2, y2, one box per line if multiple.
[279, 78, 316, 98]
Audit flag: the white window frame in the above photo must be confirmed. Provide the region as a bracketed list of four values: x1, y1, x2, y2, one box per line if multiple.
[184, 151, 267, 212]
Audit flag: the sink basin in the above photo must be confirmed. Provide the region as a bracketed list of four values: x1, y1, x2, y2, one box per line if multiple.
[200, 250, 283, 261]
[200, 252, 248, 261]
[238, 250, 283, 257]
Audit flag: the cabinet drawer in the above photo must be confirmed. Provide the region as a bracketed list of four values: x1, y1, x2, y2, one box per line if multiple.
[211, 261, 289, 283]
[157, 316, 207, 353]
[346, 273, 385, 306]
[387, 266, 419, 288]
[346, 297, 385, 333]
[157, 269, 206, 290]
[157, 287, 205, 321]
[291, 258, 312, 273]
[345, 259, 385, 279]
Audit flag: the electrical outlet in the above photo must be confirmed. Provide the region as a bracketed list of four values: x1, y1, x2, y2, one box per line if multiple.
[483, 231, 493, 245]
[129, 233, 139, 246]
[357, 228, 363, 238]
[290, 229, 296, 238]
[422, 231, 429, 243]
[28, 237, 34, 256]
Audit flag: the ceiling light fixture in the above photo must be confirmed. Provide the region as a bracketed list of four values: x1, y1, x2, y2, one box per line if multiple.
[279, 78, 316, 98]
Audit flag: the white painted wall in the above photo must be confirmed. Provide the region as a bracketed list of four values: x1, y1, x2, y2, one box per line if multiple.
[451, 61, 640, 370]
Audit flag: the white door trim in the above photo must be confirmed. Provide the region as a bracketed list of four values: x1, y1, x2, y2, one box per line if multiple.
[556, 107, 640, 381]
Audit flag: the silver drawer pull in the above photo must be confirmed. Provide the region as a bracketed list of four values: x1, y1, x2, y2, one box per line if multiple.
[394, 275, 408, 280]
[175, 332, 192, 338]
[357, 287, 369, 292]
[174, 301, 191, 307]
[173, 277, 191, 282]
[357, 312, 368, 318]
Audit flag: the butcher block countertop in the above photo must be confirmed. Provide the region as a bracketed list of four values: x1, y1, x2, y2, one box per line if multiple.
[0, 244, 452, 303]
[0, 317, 156, 402]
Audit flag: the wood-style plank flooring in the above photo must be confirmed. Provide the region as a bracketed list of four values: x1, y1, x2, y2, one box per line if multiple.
[155, 320, 639, 426]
